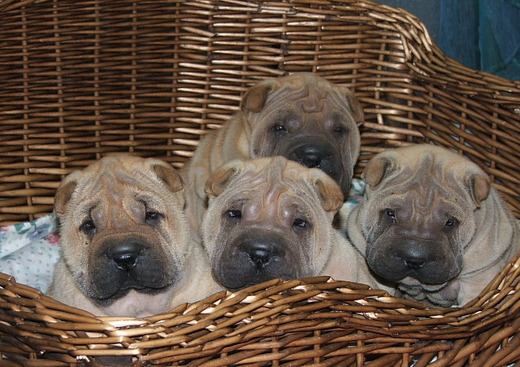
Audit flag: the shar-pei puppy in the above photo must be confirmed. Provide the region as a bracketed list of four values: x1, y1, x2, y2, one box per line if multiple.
[47, 155, 219, 317]
[201, 156, 377, 291]
[347, 144, 519, 307]
[183, 73, 363, 232]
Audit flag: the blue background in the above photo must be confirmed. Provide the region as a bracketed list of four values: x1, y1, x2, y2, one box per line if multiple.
[375, 0, 520, 80]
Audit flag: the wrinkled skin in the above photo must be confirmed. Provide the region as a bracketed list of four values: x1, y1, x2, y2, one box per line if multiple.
[182, 73, 363, 236]
[202, 156, 377, 291]
[47, 156, 220, 317]
[347, 145, 519, 307]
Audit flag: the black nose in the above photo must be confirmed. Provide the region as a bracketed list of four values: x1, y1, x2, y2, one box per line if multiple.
[404, 258, 425, 270]
[399, 243, 432, 271]
[293, 144, 332, 169]
[106, 243, 143, 272]
[240, 241, 283, 268]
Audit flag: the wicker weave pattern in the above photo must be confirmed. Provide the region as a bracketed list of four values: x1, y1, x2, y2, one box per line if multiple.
[0, 254, 519, 367]
[0, 0, 518, 225]
[0, 0, 519, 366]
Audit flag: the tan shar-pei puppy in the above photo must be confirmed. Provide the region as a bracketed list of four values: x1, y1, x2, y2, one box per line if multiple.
[183, 73, 363, 232]
[47, 155, 220, 317]
[347, 144, 519, 307]
[201, 156, 378, 291]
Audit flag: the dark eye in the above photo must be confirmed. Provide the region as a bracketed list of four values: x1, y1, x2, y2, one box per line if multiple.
[384, 208, 396, 222]
[443, 218, 458, 230]
[226, 209, 242, 220]
[145, 211, 164, 226]
[271, 124, 288, 134]
[293, 218, 310, 230]
[80, 219, 96, 237]
[333, 126, 347, 135]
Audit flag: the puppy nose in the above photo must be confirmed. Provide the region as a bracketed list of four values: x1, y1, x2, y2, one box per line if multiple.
[293, 143, 334, 169]
[399, 244, 431, 271]
[296, 145, 325, 168]
[240, 241, 283, 268]
[404, 258, 425, 270]
[107, 243, 143, 272]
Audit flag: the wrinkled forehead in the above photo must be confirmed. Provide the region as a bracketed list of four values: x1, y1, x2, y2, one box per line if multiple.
[377, 169, 469, 217]
[266, 81, 347, 114]
[224, 166, 305, 200]
[73, 168, 165, 215]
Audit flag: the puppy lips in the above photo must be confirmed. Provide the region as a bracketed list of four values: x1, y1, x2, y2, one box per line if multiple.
[89, 266, 178, 304]
[212, 231, 303, 290]
[275, 140, 350, 195]
[87, 233, 178, 302]
[366, 237, 461, 285]
[91, 281, 176, 307]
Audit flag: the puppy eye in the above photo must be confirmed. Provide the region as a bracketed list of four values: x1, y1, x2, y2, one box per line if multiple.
[333, 126, 347, 135]
[384, 208, 396, 222]
[80, 219, 96, 236]
[443, 218, 459, 230]
[226, 209, 242, 220]
[145, 211, 164, 226]
[293, 218, 310, 229]
[271, 124, 288, 134]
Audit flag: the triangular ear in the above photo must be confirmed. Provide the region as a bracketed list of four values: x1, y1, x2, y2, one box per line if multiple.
[468, 173, 490, 208]
[54, 176, 79, 219]
[205, 162, 242, 198]
[153, 163, 184, 193]
[362, 155, 392, 188]
[308, 170, 344, 212]
[241, 81, 275, 113]
[343, 87, 364, 125]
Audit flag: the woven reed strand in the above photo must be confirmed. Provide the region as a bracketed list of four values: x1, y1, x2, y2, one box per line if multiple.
[0, 253, 519, 366]
[0, 0, 519, 366]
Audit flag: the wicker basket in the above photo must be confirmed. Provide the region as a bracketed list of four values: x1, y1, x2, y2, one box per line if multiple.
[0, 0, 519, 366]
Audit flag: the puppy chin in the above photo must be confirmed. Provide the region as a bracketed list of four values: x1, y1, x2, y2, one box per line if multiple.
[398, 277, 448, 292]
[101, 289, 176, 318]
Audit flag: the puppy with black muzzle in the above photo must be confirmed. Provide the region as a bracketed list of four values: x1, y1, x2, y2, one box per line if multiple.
[183, 73, 363, 233]
[347, 145, 519, 307]
[47, 155, 220, 317]
[201, 156, 377, 291]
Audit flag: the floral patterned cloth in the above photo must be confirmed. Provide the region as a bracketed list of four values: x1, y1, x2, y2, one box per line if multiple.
[0, 213, 61, 292]
[0, 179, 366, 293]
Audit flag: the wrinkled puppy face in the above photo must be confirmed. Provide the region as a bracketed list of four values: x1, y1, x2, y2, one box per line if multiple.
[360, 145, 490, 291]
[243, 73, 363, 198]
[202, 157, 343, 291]
[55, 156, 187, 307]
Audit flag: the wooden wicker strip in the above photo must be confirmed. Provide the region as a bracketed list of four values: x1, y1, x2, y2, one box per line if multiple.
[0, 251, 519, 365]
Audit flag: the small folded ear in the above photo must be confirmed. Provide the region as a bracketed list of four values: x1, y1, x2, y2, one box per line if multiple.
[467, 172, 490, 208]
[308, 170, 344, 212]
[153, 163, 184, 193]
[362, 155, 392, 188]
[54, 174, 79, 219]
[241, 80, 275, 113]
[343, 87, 364, 125]
[205, 161, 242, 198]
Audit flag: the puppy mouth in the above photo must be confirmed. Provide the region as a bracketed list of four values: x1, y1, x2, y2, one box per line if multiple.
[212, 231, 302, 291]
[366, 234, 462, 286]
[92, 281, 174, 306]
[398, 277, 448, 292]
[282, 141, 350, 196]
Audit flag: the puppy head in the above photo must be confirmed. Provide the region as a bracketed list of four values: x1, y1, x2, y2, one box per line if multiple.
[55, 155, 188, 307]
[358, 145, 490, 289]
[203, 156, 344, 290]
[240, 73, 363, 198]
